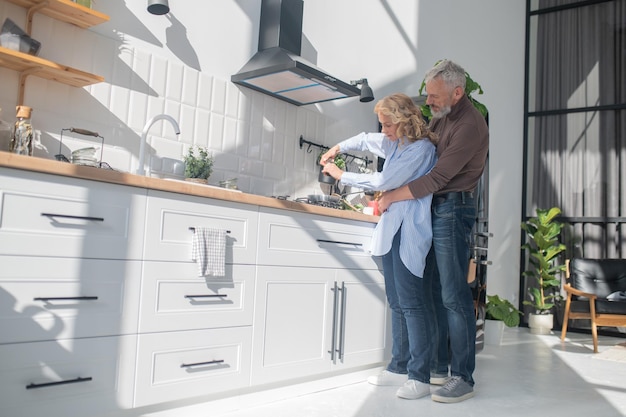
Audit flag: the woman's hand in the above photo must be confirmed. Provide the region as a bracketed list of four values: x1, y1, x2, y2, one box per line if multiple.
[319, 145, 340, 166]
[322, 162, 343, 180]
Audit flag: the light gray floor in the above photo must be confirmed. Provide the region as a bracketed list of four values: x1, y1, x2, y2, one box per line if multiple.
[215, 328, 626, 417]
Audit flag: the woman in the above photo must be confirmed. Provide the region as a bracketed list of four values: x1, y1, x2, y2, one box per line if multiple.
[320, 93, 437, 400]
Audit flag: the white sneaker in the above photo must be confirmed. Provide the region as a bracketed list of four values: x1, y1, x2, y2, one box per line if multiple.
[367, 370, 408, 386]
[396, 379, 431, 399]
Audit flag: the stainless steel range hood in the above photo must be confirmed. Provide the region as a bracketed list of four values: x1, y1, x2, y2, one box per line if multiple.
[231, 0, 360, 106]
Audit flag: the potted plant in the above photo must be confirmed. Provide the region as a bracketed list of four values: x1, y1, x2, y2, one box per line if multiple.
[317, 151, 346, 184]
[184, 146, 213, 184]
[484, 294, 522, 345]
[521, 206, 567, 334]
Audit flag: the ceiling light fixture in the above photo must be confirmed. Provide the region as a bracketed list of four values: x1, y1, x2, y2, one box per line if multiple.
[147, 0, 169, 15]
[351, 78, 374, 103]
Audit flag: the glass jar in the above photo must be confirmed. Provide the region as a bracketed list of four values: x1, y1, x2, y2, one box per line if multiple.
[9, 105, 33, 156]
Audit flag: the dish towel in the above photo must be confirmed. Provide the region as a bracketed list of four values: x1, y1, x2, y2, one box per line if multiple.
[191, 227, 227, 277]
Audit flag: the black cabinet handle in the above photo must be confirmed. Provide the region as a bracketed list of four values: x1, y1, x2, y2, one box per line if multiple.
[184, 294, 228, 299]
[26, 376, 92, 390]
[41, 213, 104, 222]
[317, 239, 363, 247]
[181, 359, 224, 368]
[33, 296, 98, 301]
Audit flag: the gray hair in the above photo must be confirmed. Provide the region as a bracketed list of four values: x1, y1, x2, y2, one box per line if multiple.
[424, 59, 466, 91]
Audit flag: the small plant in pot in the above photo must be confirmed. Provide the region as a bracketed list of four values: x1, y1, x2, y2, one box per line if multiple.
[317, 151, 346, 184]
[184, 146, 213, 184]
[521, 206, 567, 334]
[483, 294, 522, 345]
[486, 295, 522, 328]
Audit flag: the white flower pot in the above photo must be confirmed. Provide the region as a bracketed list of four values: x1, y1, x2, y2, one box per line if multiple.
[484, 319, 505, 345]
[528, 313, 554, 334]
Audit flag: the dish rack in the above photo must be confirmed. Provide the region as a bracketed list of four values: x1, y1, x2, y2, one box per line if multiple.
[55, 127, 104, 167]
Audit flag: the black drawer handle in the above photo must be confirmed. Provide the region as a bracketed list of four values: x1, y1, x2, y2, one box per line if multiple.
[181, 359, 225, 368]
[317, 239, 363, 247]
[184, 294, 228, 299]
[34, 296, 98, 301]
[41, 213, 105, 222]
[26, 376, 92, 390]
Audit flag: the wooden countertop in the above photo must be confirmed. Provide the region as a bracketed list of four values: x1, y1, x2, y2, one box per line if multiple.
[0, 152, 378, 223]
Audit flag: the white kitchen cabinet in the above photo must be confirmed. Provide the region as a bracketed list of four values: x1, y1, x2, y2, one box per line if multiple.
[134, 192, 259, 406]
[0, 167, 146, 417]
[134, 327, 252, 407]
[0, 168, 147, 260]
[138, 261, 255, 333]
[257, 207, 379, 269]
[143, 190, 258, 264]
[0, 256, 141, 344]
[0, 335, 137, 417]
[251, 265, 389, 385]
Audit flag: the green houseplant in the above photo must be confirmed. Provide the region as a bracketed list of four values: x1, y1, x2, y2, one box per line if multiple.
[486, 294, 522, 328]
[184, 146, 213, 182]
[483, 294, 522, 345]
[418, 59, 488, 120]
[521, 206, 567, 334]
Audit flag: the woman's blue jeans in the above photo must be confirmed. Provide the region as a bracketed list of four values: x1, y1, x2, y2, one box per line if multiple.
[426, 193, 477, 385]
[382, 229, 432, 383]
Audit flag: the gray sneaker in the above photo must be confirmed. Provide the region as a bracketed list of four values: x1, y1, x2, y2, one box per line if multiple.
[431, 376, 474, 403]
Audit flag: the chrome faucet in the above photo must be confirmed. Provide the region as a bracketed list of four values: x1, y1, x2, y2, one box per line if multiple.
[136, 114, 181, 175]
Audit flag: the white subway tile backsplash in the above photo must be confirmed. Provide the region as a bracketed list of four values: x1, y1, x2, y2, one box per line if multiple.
[197, 73, 213, 110]
[1, 15, 368, 199]
[264, 160, 284, 181]
[179, 103, 196, 142]
[165, 61, 184, 102]
[182, 67, 199, 106]
[225, 82, 239, 119]
[193, 108, 211, 147]
[150, 55, 168, 97]
[211, 78, 227, 114]
[128, 91, 149, 131]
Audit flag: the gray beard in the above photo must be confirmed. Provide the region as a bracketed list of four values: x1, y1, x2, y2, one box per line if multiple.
[431, 105, 451, 119]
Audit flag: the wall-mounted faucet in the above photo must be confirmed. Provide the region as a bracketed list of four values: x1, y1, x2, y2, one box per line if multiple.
[137, 114, 181, 175]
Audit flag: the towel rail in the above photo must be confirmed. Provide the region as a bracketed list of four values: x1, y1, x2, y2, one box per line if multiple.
[189, 227, 230, 233]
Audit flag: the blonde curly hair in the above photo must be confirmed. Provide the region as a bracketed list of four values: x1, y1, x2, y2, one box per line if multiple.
[374, 93, 438, 145]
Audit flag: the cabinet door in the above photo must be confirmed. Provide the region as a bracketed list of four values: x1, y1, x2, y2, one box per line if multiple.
[0, 256, 141, 344]
[0, 168, 146, 260]
[144, 190, 258, 264]
[134, 327, 252, 407]
[251, 266, 334, 385]
[0, 335, 136, 417]
[333, 268, 391, 370]
[139, 261, 255, 332]
[257, 207, 379, 269]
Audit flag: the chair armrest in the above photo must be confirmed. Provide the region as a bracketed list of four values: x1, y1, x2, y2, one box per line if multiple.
[563, 283, 598, 300]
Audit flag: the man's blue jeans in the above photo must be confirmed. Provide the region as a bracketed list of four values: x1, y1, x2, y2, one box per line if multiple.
[382, 229, 432, 384]
[426, 193, 477, 385]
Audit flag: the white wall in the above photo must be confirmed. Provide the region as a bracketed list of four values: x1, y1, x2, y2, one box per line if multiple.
[0, 0, 526, 304]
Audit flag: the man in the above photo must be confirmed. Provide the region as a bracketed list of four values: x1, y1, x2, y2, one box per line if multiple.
[378, 59, 489, 403]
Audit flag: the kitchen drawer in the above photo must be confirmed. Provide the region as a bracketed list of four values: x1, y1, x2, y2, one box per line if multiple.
[0, 256, 141, 344]
[0, 168, 146, 259]
[257, 207, 379, 269]
[134, 327, 252, 407]
[143, 190, 258, 264]
[0, 335, 136, 417]
[139, 262, 255, 332]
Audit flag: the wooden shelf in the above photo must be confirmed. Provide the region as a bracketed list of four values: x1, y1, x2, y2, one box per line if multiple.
[5, 0, 110, 28]
[0, 46, 103, 87]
